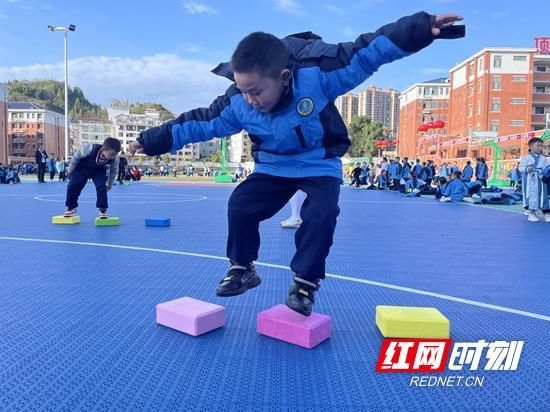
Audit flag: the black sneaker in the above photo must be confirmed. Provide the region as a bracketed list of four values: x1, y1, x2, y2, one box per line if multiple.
[286, 276, 320, 317]
[216, 263, 261, 297]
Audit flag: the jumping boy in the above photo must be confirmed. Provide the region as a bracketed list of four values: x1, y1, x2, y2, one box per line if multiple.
[130, 12, 464, 316]
[64, 137, 121, 218]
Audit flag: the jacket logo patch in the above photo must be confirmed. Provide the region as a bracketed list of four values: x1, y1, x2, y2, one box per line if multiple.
[296, 97, 314, 117]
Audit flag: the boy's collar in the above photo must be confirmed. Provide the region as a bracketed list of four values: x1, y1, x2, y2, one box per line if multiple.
[269, 83, 294, 113]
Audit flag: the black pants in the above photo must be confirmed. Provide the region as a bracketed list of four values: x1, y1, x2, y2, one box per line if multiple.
[66, 169, 108, 210]
[227, 173, 340, 281]
[477, 177, 487, 187]
[392, 178, 401, 191]
[350, 176, 361, 187]
[37, 163, 46, 182]
[49, 170, 56, 180]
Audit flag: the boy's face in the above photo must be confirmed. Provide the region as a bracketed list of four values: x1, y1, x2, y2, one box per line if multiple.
[234, 69, 290, 113]
[529, 141, 543, 154]
[99, 148, 118, 161]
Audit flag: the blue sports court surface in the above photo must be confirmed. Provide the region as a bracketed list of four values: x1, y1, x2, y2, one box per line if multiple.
[1, 180, 548, 410]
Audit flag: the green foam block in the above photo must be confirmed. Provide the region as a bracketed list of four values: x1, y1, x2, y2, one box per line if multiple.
[95, 217, 120, 226]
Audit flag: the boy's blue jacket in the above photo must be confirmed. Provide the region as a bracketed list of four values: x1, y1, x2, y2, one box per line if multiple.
[138, 11, 464, 179]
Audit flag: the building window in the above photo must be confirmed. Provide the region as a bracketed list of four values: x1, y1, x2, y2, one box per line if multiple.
[493, 55, 502, 68]
[512, 75, 527, 82]
[467, 126, 472, 136]
[535, 86, 547, 94]
[468, 84, 474, 96]
[478, 79, 483, 93]
[467, 105, 473, 117]
[492, 76, 501, 90]
[478, 57, 484, 72]
[534, 107, 545, 115]
[513, 55, 527, 61]
[510, 120, 525, 126]
[476, 101, 481, 115]
[491, 98, 500, 112]
[511, 98, 526, 104]
[490, 120, 500, 133]
[535, 65, 547, 72]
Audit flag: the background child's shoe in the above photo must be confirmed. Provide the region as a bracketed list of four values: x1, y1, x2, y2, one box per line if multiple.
[527, 212, 539, 222]
[64, 208, 77, 217]
[280, 217, 302, 229]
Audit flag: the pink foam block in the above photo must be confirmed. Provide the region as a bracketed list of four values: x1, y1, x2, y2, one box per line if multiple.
[257, 304, 332, 349]
[156, 297, 224, 336]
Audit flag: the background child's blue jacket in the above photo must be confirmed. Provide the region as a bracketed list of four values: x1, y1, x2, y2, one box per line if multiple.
[138, 12, 463, 179]
[443, 178, 469, 202]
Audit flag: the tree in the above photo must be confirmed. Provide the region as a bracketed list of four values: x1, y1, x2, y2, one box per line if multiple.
[205, 151, 222, 163]
[347, 116, 385, 158]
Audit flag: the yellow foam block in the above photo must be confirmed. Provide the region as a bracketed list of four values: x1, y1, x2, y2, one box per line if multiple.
[52, 215, 81, 224]
[95, 217, 120, 226]
[376, 305, 450, 338]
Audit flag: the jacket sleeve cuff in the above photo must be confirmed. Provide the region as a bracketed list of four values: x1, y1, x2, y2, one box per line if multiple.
[137, 123, 174, 156]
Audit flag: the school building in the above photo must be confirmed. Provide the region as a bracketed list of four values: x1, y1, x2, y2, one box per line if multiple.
[7, 103, 66, 163]
[397, 43, 550, 179]
[0, 84, 8, 164]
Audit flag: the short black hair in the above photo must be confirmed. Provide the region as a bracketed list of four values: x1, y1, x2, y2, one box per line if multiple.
[439, 177, 447, 184]
[103, 137, 121, 153]
[231, 32, 289, 78]
[528, 137, 543, 146]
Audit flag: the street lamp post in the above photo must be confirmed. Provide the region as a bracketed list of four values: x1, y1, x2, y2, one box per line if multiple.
[47, 24, 76, 160]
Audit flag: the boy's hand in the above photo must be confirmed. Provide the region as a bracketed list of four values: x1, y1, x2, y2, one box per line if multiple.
[128, 141, 144, 156]
[432, 13, 464, 36]
[106, 183, 113, 192]
[527, 166, 534, 173]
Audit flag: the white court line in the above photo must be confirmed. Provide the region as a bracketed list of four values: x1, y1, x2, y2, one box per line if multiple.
[1, 236, 548, 322]
[33, 193, 207, 204]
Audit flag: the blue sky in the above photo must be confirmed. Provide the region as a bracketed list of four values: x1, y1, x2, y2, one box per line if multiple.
[1, 0, 549, 114]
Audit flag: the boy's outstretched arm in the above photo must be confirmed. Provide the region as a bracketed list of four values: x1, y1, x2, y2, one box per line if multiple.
[129, 86, 243, 156]
[317, 11, 464, 100]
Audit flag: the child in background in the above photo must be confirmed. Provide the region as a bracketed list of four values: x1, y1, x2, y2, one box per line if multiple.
[440, 171, 468, 202]
[519, 137, 550, 222]
[64, 137, 121, 218]
[280, 190, 306, 229]
[349, 162, 363, 188]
